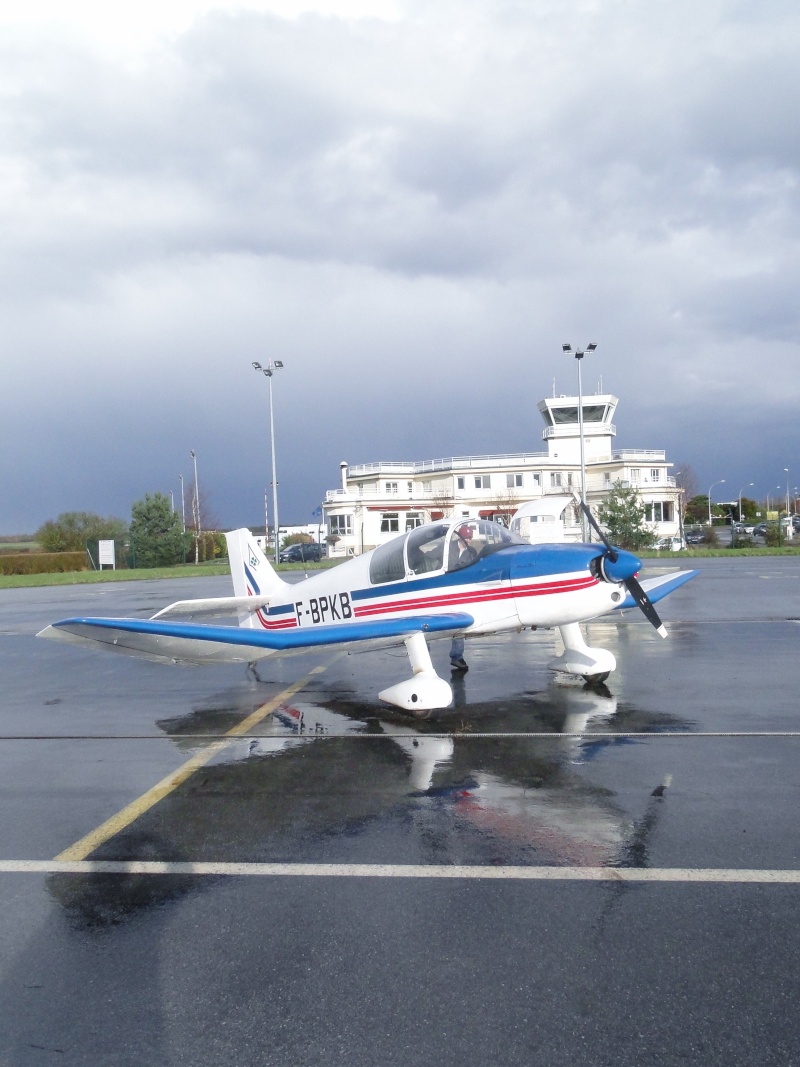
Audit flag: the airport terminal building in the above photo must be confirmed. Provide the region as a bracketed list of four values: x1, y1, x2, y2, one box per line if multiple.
[322, 390, 682, 557]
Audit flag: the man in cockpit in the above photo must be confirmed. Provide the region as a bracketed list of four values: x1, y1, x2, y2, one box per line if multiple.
[448, 524, 478, 571]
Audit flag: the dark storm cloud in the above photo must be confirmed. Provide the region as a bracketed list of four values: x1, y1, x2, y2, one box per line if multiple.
[2, 0, 800, 532]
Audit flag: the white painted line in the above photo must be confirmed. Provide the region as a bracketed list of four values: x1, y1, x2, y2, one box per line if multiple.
[3, 731, 800, 740]
[3, 860, 800, 883]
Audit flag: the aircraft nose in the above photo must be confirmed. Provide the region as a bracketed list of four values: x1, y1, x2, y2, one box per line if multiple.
[600, 548, 642, 583]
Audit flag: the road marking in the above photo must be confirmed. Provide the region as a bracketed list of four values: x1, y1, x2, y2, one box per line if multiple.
[54, 662, 334, 862]
[4, 860, 800, 883]
[5, 731, 800, 741]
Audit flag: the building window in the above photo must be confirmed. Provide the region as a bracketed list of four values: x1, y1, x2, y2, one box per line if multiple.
[630, 469, 641, 484]
[550, 472, 562, 488]
[422, 480, 432, 492]
[407, 481, 413, 493]
[650, 469, 660, 483]
[456, 477, 465, 490]
[604, 472, 612, 487]
[329, 515, 352, 535]
[405, 512, 423, 530]
[532, 473, 541, 487]
[385, 482, 398, 494]
[474, 475, 490, 489]
[645, 501, 673, 523]
[506, 473, 523, 488]
[380, 512, 400, 533]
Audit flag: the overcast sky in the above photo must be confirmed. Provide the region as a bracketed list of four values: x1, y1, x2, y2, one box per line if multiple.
[2, 0, 799, 534]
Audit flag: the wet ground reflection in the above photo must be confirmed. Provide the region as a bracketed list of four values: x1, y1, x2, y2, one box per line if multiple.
[47, 675, 690, 927]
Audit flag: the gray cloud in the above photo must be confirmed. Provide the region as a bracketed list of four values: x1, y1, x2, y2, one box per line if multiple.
[1, 0, 799, 532]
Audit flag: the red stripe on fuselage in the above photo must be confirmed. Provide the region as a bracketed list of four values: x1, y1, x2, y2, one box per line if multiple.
[352, 575, 597, 619]
[247, 587, 297, 631]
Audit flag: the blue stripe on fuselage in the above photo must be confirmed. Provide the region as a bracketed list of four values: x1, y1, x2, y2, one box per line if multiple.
[351, 543, 602, 602]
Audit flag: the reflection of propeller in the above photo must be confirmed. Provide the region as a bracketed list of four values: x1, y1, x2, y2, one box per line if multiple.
[576, 496, 668, 638]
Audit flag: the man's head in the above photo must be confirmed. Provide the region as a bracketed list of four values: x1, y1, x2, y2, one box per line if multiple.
[457, 524, 473, 540]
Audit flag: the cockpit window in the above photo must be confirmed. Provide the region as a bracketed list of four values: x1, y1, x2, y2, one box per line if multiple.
[369, 534, 407, 585]
[369, 519, 524, 585]
[406, 523, 449, 575]
[446, 519, 525, 573]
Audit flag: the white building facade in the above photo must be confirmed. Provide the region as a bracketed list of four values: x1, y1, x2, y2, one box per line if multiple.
[322, 391, 682, 558]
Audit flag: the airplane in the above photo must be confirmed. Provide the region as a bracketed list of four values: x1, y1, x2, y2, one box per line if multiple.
[38, 500, 697, 712]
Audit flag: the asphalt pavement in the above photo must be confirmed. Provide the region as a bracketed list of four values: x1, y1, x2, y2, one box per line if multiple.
[1, 557, 800, 1066]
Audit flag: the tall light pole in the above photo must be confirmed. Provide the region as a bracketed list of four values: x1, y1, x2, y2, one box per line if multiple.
[562, 341, 597, 541]
[738, 482, 753, 522]
[179, 474, 186, 533]
[707, 479, 725, 526]
[252, 359, 284, 564]
[784, 468, 790, 519]
[189, 449, 200, 564]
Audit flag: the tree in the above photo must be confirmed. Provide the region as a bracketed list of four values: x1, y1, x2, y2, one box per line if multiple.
[597, 480, 656, 550]
[684, 495, 710, 525]
[36, 511, 127, 553]
[129, 493, 187, 568]
[281, 533, 313, 550]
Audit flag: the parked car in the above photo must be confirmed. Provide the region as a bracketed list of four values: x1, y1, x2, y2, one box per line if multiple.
[279, 542, 325, 563]
[732, 521, 754, 534]
[752, 522, 768, 538]
[685, 529, 706, 545]
[655, 536, 685, 551]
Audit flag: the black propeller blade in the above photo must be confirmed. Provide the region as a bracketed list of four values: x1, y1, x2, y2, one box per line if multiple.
[576, 496, 668, 638]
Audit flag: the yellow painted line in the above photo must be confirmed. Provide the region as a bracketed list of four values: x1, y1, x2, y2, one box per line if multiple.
[7, 861, 800, 884]
[55, 661, 334, 862]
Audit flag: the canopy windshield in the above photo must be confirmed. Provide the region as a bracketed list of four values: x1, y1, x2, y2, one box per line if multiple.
[369, 518, 525, 585]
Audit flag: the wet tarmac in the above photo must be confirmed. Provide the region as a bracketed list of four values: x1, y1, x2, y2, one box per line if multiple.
[2, 558, 800, 1065]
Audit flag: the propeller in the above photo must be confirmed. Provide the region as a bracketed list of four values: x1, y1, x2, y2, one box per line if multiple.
[576, 496, 668, 638]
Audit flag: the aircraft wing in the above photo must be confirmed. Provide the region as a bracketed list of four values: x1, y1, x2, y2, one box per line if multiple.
[612, 569, 698, 612]
[37, 612, 475, 665]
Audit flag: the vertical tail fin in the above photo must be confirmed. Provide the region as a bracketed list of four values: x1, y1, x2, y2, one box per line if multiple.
[225, 529, 290, 629]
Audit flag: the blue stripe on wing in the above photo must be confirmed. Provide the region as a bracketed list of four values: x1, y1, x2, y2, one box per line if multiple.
[50, 612, 475, 651]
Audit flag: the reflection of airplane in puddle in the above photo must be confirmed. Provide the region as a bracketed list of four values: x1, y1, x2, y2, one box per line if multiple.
[40, 508, 697, 713]
[47, 687, 679, 932]
[242, 703, 454, 792]
[220, 690, 674, 867]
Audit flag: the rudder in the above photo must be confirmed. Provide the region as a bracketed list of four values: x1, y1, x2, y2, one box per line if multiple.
[225, 529, 290, 628]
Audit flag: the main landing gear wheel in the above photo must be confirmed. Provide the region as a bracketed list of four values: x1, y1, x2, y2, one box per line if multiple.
[583, 671, 610, 685]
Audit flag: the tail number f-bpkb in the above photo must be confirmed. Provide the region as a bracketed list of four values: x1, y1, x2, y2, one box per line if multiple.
[295, 592, 352, 625]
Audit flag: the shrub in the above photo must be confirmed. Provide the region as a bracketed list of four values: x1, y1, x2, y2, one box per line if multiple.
[0, 552, 88, 575]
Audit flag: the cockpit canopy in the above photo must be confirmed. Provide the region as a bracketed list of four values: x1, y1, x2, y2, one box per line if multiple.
[369, 518, 526, 586]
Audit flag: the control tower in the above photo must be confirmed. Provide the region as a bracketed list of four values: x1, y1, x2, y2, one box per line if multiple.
[537, 393, 618, 465]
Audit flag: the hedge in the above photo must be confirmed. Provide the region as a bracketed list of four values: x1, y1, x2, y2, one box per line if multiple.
[0, 552, 89, 575]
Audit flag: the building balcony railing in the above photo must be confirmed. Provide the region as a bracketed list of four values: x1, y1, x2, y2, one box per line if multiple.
[346, 452, 550, 477]
[542, 424, 616, 439]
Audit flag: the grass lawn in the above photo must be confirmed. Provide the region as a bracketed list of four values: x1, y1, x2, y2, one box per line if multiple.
[0, 558, 343, 589]
[1, 547, 797, 589]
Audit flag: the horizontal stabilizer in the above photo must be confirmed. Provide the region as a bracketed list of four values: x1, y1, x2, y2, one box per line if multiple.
[150, 596, 273, 621]
[613, 569, 698, 612]
[37, 612, 475, 665]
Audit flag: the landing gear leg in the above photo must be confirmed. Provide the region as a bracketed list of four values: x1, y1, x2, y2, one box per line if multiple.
[379, 632, 453, 712]
[548, 622, 616, 682]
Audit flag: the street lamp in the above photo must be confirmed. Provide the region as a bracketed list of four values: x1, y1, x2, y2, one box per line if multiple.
[189, 449, 200, 564]
[179, 474, 186, 534]
[252, 359, 284, 564]
[738, 483, 753, 522]
[562, 341, 598, 541]
[707, 479, 725, 526]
